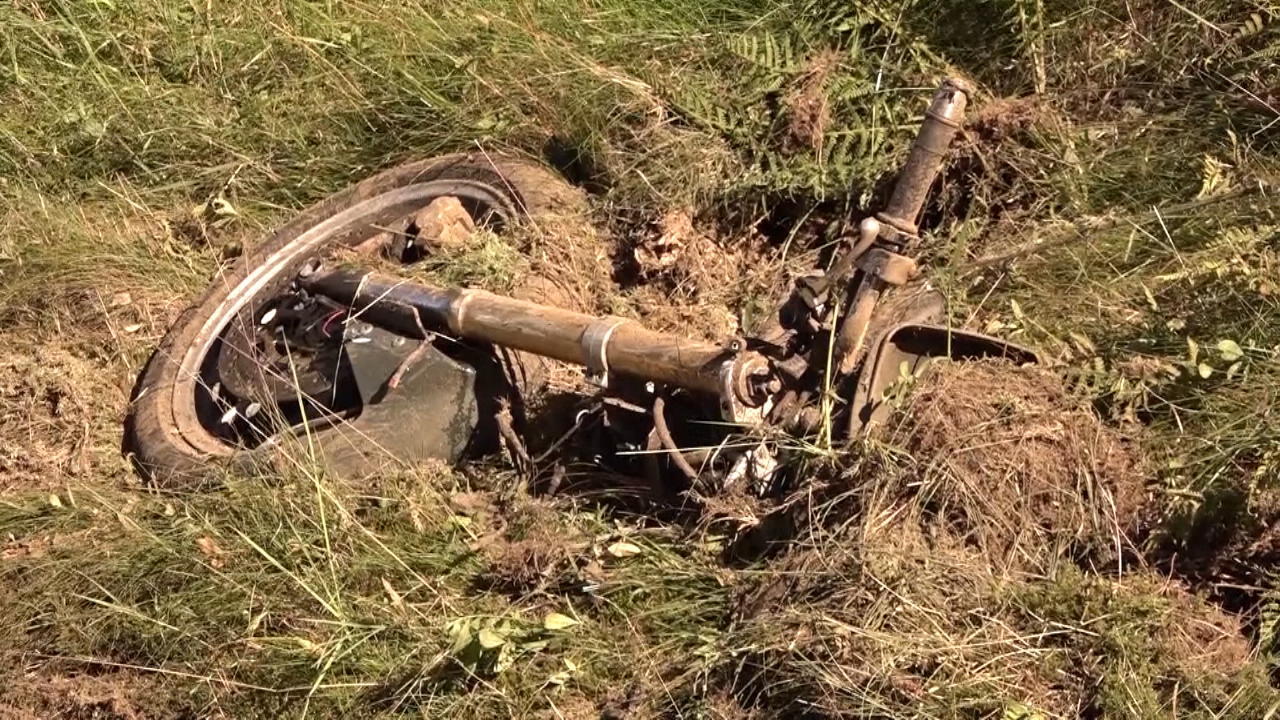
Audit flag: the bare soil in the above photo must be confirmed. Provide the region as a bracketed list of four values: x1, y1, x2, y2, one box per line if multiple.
[467, 494, 595, 597]
[0, 343, 131, 492]
[0, 671, 178, 720]
[625, 208, 781, 342]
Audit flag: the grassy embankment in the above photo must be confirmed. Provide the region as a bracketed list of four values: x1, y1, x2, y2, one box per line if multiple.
[1, 0, 1278, 717]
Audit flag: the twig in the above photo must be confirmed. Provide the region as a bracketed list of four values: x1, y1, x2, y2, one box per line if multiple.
[532, 404, 602, 465]
[496, 397, 532, 474]
[387, 339, 434, 390]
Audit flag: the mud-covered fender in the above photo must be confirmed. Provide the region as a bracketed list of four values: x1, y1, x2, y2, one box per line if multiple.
[848, 322, 1038, 435]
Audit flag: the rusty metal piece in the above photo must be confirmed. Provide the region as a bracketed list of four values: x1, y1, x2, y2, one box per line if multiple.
[838, 285, 945, 437]
[733, 354, 773, 406]
[755, 216, 884, 349]
[809, 217, 885, 305]
[856, 247, 918, 286]
[833, 243, 924, 377]
[876, 78, 971, 240]
[830, 78, 971, 377]
[834, 283, 884, 376]
[653, 396, 699, 482]
[718, 352, 773, 424]
[303, 268, 776, 415]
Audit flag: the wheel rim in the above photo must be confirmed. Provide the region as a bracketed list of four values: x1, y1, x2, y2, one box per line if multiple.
[169, 177, 519, 458]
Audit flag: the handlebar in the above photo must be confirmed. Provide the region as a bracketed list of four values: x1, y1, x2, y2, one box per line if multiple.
[875, 78, 972, 240]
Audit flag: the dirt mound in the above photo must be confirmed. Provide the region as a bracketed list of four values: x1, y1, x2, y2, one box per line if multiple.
[968, 94, 1053, 143]
[721, 361, 1269, 718]
[732, 525, 1264, 718]
[731, 494, 1259, 719]
[0, 342, 130, 493]
[0, 671, 180, 720]
[737, 360, 1152, 609]
[887, 359, 1149, 571]
[622, 209, 783, 343]
[466, 494, 595, 596]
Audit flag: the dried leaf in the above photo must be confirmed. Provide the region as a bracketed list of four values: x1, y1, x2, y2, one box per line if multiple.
[381, 577, 406, 614]
[478, 627, 506, 649]
[543, 612, 579, 631]
[607, 541, 643, 558]
[1217, 339, 1244, 362]
[294, 637, 323, 655]
[1141, 284, 1158, 311]
[196, 536, 226, 569]
[447, 619, 473, 653]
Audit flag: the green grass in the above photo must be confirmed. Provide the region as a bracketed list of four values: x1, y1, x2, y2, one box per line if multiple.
[0, 469, 733, 717]
[2, 0, 1279, 717]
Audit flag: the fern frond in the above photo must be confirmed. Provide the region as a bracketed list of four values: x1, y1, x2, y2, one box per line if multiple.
[1260, 588, 1280, 655]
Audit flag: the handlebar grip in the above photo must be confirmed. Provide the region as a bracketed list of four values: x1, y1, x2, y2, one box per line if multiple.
[876, 78, 972, 238]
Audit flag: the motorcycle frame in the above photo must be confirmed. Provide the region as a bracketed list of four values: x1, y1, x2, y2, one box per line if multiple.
[298, 78, 1035, 461]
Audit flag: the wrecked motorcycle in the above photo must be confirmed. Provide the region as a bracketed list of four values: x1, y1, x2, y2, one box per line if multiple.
[125, 78, 1034, 492]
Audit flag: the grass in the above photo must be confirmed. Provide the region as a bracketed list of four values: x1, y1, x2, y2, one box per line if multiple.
[1, 0, 1279, 717]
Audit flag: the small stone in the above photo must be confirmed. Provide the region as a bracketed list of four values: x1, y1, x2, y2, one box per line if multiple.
[412, 196, 476, 250]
